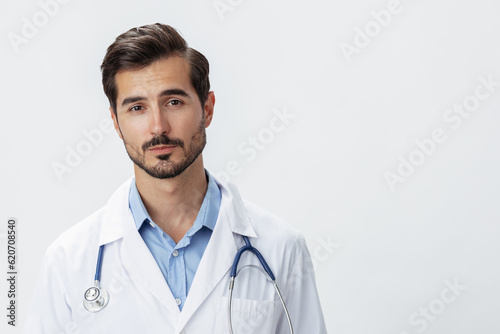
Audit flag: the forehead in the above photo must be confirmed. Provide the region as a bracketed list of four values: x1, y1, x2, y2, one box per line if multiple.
[115, 56, 192, 98]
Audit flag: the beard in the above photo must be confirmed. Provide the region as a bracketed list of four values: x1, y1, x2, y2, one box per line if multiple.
[122, 117, 206, 179]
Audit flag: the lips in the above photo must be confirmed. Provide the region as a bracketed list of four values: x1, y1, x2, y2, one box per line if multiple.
[149, 145, 176, 154]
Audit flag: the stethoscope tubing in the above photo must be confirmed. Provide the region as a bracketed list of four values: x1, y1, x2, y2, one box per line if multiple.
[86, 237, 294, 333]
[95, 245, 105, 282]
[230, 236, 275, 280]
[227, 236, 293, 334]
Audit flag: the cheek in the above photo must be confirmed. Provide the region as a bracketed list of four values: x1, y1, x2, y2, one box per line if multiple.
[121, 123, 148, 144]
[171, 113, 202, 135]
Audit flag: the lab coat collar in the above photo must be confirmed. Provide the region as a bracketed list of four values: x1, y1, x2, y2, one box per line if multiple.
[98, 179, 130, 246]
[212, 172, 257, 238]
[98, 170, 257, 246]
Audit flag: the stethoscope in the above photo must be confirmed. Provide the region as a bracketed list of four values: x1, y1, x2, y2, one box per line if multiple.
[83, 237, 293, 333]
[83, 245, 110, 312]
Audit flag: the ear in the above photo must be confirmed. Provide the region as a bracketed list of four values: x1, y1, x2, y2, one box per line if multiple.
[203, 91, 215, 128]
[110, 107, 123, 140]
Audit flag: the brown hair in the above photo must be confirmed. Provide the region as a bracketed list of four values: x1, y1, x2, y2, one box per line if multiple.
[101, 23, 210, 115]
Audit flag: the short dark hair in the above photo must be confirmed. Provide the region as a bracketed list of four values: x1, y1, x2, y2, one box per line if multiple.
[101, 23, 210, 115]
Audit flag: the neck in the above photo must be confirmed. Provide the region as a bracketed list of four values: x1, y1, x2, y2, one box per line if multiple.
[133, 155, 208, 242]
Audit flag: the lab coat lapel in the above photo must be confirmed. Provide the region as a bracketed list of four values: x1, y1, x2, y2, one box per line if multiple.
[176, 176, 257, 331]
[121, 215, 180, 313]
[110, 178, 179, 315]
[176, 202, 236, 330]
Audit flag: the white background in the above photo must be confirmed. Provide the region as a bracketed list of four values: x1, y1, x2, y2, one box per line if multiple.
[1, 0, 499, 333]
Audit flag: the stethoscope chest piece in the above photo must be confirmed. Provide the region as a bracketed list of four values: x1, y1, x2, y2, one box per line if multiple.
[83, 285, 110, 312]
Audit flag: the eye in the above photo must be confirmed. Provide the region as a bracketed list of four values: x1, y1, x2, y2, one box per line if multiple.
[167, 99, 182, 106]
[129, 105, 143, 112]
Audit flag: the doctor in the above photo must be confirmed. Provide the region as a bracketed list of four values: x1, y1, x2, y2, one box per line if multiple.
[25, 23, 327, 333]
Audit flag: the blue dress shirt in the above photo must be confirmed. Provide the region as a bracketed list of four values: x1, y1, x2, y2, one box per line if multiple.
[128, 170, 221, 311]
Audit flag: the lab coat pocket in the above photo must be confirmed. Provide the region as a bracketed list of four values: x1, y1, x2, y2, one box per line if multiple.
[215, 296, 278, 333]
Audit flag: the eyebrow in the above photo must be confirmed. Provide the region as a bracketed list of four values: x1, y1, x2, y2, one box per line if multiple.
[120, 88, 190, 107]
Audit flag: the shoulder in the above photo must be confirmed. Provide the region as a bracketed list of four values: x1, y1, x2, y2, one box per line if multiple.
[239, 198, 315, 291]
[45, 178, 132, 259]
[243, 199, 296, 232]
[45, 206, 106, 261]
[242, 198, 308, 253]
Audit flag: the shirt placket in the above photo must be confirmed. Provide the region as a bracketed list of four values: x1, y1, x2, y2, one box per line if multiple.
[170, 246, 186, 309]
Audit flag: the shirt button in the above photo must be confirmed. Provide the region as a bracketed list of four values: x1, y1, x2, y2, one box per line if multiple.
[175, 298, 182, 305]
[172, 249, 179, 257]
[180, 331, 185, 334]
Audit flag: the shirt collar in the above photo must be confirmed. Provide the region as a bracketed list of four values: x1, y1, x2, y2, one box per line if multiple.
[128, 169, 221, 232]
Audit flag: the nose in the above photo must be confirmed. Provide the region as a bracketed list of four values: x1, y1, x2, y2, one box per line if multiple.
[149, 105, 170, 136]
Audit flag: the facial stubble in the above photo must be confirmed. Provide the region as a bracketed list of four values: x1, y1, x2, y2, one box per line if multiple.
[120, 115, 207, 179]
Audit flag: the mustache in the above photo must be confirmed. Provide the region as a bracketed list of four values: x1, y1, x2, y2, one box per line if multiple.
[142, 134, 184, 151]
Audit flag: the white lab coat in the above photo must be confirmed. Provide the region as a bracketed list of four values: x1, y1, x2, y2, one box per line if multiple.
[24, 172, 327, 334]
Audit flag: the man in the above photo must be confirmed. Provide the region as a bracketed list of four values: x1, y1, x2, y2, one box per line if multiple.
[25, 23, 327, 333]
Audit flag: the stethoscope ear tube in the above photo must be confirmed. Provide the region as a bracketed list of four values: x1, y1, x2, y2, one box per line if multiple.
[227, 277, 236, 334]
[230, 236, 276, 280]
[227, 236, 293, 334]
